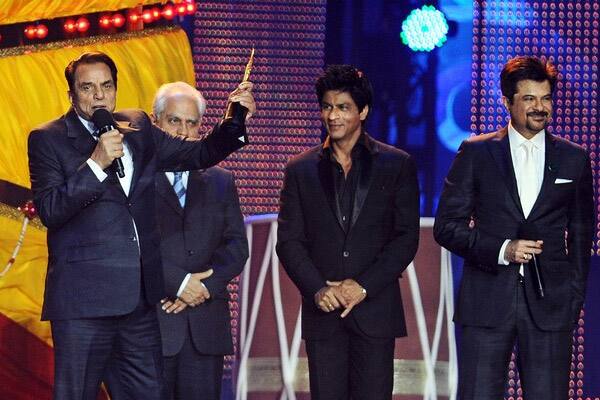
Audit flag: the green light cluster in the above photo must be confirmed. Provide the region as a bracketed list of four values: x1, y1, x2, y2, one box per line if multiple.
[400, 5, 449, 52]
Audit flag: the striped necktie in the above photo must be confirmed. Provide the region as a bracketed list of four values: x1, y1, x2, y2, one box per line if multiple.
[172, 171, 186, 208]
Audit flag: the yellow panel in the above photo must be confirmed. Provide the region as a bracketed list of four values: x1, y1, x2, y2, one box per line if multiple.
[0, 27, 195, 188]
[0, 208, 51, 345]
[0, 0, 166, 25]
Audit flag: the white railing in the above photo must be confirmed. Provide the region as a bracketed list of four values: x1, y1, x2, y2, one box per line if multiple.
[236, 215, 457, 400]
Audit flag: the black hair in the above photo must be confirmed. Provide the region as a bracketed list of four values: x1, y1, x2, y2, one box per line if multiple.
[65, 51, 118, 92]
[315, 64, 373, 113]
[500, 56, 558, 103]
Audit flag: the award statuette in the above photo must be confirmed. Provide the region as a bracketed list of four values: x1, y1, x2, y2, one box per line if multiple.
[224, 48, 255, 124]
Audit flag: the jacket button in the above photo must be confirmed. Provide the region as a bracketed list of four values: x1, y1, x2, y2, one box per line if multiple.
[188, 250, 195, 256]
[131, 236, 137, 242]
[343, 251, 349, 258]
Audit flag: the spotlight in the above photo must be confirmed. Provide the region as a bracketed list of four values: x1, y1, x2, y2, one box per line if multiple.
[24, 25, 37, 39]
[128, 12, 140, 23]
[76, 17, 90, 33]
[112, 13, 125, 28]
[151, 7, 161, 20]
[63, 19, 76, 33]
[176, 3, 187, 16]
[185, 2, 197, 15]
[162, 4, 175, 20]
[35, 24, 48, 39]
[400, 5, 449, 52]
[142, 9, 154, 23]
[99, 14, 112, 29]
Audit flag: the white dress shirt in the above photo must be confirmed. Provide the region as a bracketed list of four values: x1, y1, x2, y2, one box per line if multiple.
[498, 121, 546, 268]
[79, 115, 140, 253]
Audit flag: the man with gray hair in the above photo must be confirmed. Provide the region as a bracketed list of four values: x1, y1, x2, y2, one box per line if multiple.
[153, 81, 251, 399]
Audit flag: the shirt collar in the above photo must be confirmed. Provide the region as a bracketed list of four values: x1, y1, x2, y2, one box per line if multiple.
[508, 121, 545, 150]
[77, 114, 96, 135]
[322, 133, 371, 159]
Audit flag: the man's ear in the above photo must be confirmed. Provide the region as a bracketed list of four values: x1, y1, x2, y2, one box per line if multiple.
[68, 90, 74, 105]
[501, 96, 511, 110]
[360, 104, 369, 121]
[150, 113, 157, 124]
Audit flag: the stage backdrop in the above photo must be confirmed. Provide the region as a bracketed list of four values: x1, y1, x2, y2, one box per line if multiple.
[471, 1, 600, 398]
[0, 27, 196, 400]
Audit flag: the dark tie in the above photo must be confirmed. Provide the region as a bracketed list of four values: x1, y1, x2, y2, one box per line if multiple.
[172, 171, 186, 208]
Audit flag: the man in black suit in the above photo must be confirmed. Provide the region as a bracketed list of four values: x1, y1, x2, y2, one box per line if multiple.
[27, 52, 254, 400]
[276, 65, 420, 399]
[434, 56, 594, 399]
[151, 82, 249, 399]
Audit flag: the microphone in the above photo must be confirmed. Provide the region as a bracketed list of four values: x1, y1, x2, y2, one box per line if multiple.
[517, 223, 545, 298]
[91, 109, 125, 178]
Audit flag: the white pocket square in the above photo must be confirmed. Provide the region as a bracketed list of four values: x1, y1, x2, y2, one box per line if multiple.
[554, 178, 573, 184]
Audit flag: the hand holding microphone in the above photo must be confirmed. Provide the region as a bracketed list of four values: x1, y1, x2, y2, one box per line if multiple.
[90, 109, 126, 177]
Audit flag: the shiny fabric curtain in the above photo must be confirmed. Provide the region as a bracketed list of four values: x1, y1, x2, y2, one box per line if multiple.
[0, 0, 164, 25]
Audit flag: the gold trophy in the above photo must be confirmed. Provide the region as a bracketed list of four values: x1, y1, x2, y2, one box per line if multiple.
[224, 48, 255, 123]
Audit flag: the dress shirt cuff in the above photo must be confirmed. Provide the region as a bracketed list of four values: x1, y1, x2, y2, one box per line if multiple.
[86, 158, 108, 182]
[177, 273, 192, 297]
[498, 239, 511, 265]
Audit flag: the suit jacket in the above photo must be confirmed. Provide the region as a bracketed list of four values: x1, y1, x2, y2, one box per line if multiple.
[434, 127, 594, 331]
[276, 134, 420, 340]
[28, 108, 247, 321]
[155, 167, 248, 356]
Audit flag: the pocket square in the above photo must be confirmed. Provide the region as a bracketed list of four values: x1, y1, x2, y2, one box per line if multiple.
[554, 178, 573, 184]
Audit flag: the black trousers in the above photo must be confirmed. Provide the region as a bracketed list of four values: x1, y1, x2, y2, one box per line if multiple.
[52, 300, 165, 400]
[162, 326, 225, 400]
[458, 279, 572, 400]
[304, 316, 395, 400]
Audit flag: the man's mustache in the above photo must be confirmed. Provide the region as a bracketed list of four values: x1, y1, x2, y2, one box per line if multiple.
[527, 111, 548, 117]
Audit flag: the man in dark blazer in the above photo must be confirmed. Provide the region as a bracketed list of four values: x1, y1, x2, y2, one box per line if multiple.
[276, 65, 420, 399]
[434, 56, 594, 399]
[151, 82, 249, 399]
[27, 52, 254, 400]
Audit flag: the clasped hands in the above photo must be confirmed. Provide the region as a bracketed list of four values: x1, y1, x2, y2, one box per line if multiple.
[161, 269, 213, 314]
[504, 239, 543, 264]
[314, 279, 367, 318]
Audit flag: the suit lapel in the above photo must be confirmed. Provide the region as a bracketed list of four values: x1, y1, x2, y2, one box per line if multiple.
[486, 130, 523, 216]
[527, 133, 559, 219]
[156, 172, 184, 216]
[317, 149, 344, 229]
[66, 108, 97, 156]
[350, 141, 375, 229]
[186, 170, 206, 211]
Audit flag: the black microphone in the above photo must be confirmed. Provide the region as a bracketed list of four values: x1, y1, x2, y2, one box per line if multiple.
[91, 109, 125, 178]
[517, 223, 545, 298]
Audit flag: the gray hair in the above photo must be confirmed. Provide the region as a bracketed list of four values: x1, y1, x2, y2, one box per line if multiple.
[152, 81, 207, 118]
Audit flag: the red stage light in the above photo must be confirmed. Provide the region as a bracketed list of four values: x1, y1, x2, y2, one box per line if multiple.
[63, 19, 76, 33]
[35, 24, 48, 39]
[162, 5, 175, 20]
[186, 2, 197, 15]
[129, 12, 140, 23]
[112, 13, 125, 28]
[151, 7, 161, 20]
[24, 25, 37, 39]
[142, 9, 153, 23]
[76, 17, 90, 32]
[176, 3, 187, 16]
[99, 14, 112, 28]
